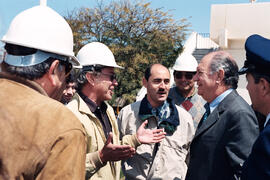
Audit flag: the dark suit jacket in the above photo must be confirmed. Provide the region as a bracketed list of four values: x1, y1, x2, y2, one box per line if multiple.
[186, 90, 259, 180]
[241, 120, 270, 180]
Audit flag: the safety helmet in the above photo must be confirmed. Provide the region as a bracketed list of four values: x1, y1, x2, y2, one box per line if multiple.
[1, 5, 79, 66]
[173, 53, 198, 72]
[76, 42, 123, 69]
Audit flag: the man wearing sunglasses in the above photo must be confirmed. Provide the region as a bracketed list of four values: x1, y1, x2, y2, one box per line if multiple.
[0, 5, 86, 179]
[67, 42, 166, 180]
[169, 53, 206, 129]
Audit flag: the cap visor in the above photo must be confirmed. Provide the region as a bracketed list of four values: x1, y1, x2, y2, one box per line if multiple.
[238, 67, 248, 75]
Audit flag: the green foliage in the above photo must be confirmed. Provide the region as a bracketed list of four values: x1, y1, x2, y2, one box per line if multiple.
[65, 0, 190, 104]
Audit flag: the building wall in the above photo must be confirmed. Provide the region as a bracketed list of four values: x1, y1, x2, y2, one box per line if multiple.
[210, 2, 270, 48]
[208, 2, 270, 104]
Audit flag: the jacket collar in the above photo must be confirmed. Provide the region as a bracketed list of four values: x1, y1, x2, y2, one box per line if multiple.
[78, 91, 108, 114]
[74, 92, 111, 119]
[73, 93, 92, 115]
[194, 90, 238, 139]
[264, 113, 270, 128]
[0, 72, 48, 96]
[139, 95, 179, 134]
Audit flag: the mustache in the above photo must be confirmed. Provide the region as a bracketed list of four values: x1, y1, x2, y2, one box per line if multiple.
[157, 88, 165, 93]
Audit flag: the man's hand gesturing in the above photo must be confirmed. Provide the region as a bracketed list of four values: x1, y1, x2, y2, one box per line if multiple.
[99, 132, 136, 163]
[136, 120, 166, 144]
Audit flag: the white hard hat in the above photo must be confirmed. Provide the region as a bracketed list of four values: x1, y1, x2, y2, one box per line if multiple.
[76, 42, 123, 69]
[1, 5, 79, 66]
[173, 53, 198, 72]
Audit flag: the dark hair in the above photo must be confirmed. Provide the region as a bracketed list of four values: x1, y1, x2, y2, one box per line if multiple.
[2, 43, 68, 80]
[209, 51, 239, 89]
[76, 65, 105, 92]
[66, 71, 76, 83]
[250, 72, 270, 84]
[65, 71, 78, 91]
[144, 64, 155, 81]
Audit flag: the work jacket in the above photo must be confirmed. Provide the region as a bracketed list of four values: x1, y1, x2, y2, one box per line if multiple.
[118, 98, 195, 180]
[0, 73, 86, 180]
[67, 93, 140, 180]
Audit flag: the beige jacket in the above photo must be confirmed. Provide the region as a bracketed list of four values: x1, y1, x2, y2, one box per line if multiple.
[118, 100, 195, 180]
[67, 93, 140, 180]
[0, 73, 86, 180]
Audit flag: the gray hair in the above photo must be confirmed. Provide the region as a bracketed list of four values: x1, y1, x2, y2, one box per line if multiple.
[76, 65, 104, 91]
[209, 51, 239, 89]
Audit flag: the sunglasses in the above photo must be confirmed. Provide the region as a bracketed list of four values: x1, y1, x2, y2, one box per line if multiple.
[174, 72, 195, 80]
[100, 72, 117, 81]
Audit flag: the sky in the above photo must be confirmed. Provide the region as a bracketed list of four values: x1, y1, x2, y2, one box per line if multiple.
[0, 0, 270, 48]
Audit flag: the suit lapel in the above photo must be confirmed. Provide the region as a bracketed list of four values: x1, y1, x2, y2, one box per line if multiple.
[194, 109, 219, 138]
[193, 90, 238, 139]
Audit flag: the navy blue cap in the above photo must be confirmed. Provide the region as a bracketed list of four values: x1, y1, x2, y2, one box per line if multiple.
[239, 34, 270, 76]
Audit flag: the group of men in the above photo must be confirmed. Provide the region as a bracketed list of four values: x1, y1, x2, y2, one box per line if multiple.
[1, 3, 270, 180]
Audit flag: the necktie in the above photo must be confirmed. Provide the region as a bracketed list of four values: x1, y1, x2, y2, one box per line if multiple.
[202, 103, 210, 122]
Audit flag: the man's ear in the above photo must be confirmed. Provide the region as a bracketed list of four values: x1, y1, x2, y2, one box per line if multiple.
[48, 60, 60, 86]
[142, 77, 147, 88]
[216, 69, 225, 84]
[260, 78, 270, 96]
[85, 72, 95, 86]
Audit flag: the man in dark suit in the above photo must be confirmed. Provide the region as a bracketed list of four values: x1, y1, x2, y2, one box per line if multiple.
[240, 34, 270, 180]
[186, 50, 259, 180]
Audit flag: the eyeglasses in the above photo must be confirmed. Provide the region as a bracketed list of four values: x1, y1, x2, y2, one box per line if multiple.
[100, 72, 117, 81]
[174, 72, 195, 80]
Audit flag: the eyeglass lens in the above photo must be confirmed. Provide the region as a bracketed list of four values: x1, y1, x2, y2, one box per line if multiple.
[101, 73, 116, 81]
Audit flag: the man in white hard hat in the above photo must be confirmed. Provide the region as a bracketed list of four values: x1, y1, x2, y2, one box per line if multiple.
[118, 64, 195, 179]
[168, 53, 206, 128]
[67, 42, 165, 180]
[0, 5, 86, 179]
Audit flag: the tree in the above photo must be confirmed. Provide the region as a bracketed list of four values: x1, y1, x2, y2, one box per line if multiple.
[65, 0, 190, 104]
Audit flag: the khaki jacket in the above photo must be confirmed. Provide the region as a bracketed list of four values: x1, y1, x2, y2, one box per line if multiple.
[118, 100, 195, 180]
[67, 93, 140, 180]
[0, 73, 86, 180]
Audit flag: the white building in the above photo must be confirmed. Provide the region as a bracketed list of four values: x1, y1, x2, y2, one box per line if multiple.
[177, 1, 270, 104]
[210, 1, 270, 91]
[137, 1, 270, 104]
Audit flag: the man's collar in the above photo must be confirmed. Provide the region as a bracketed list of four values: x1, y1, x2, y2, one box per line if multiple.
[138, 95, 179, 134]
[78, 91, 107, 113]
[209, 89, 233, 113]
[0, 72, 48, 96]
[264, 113, 270, 128]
